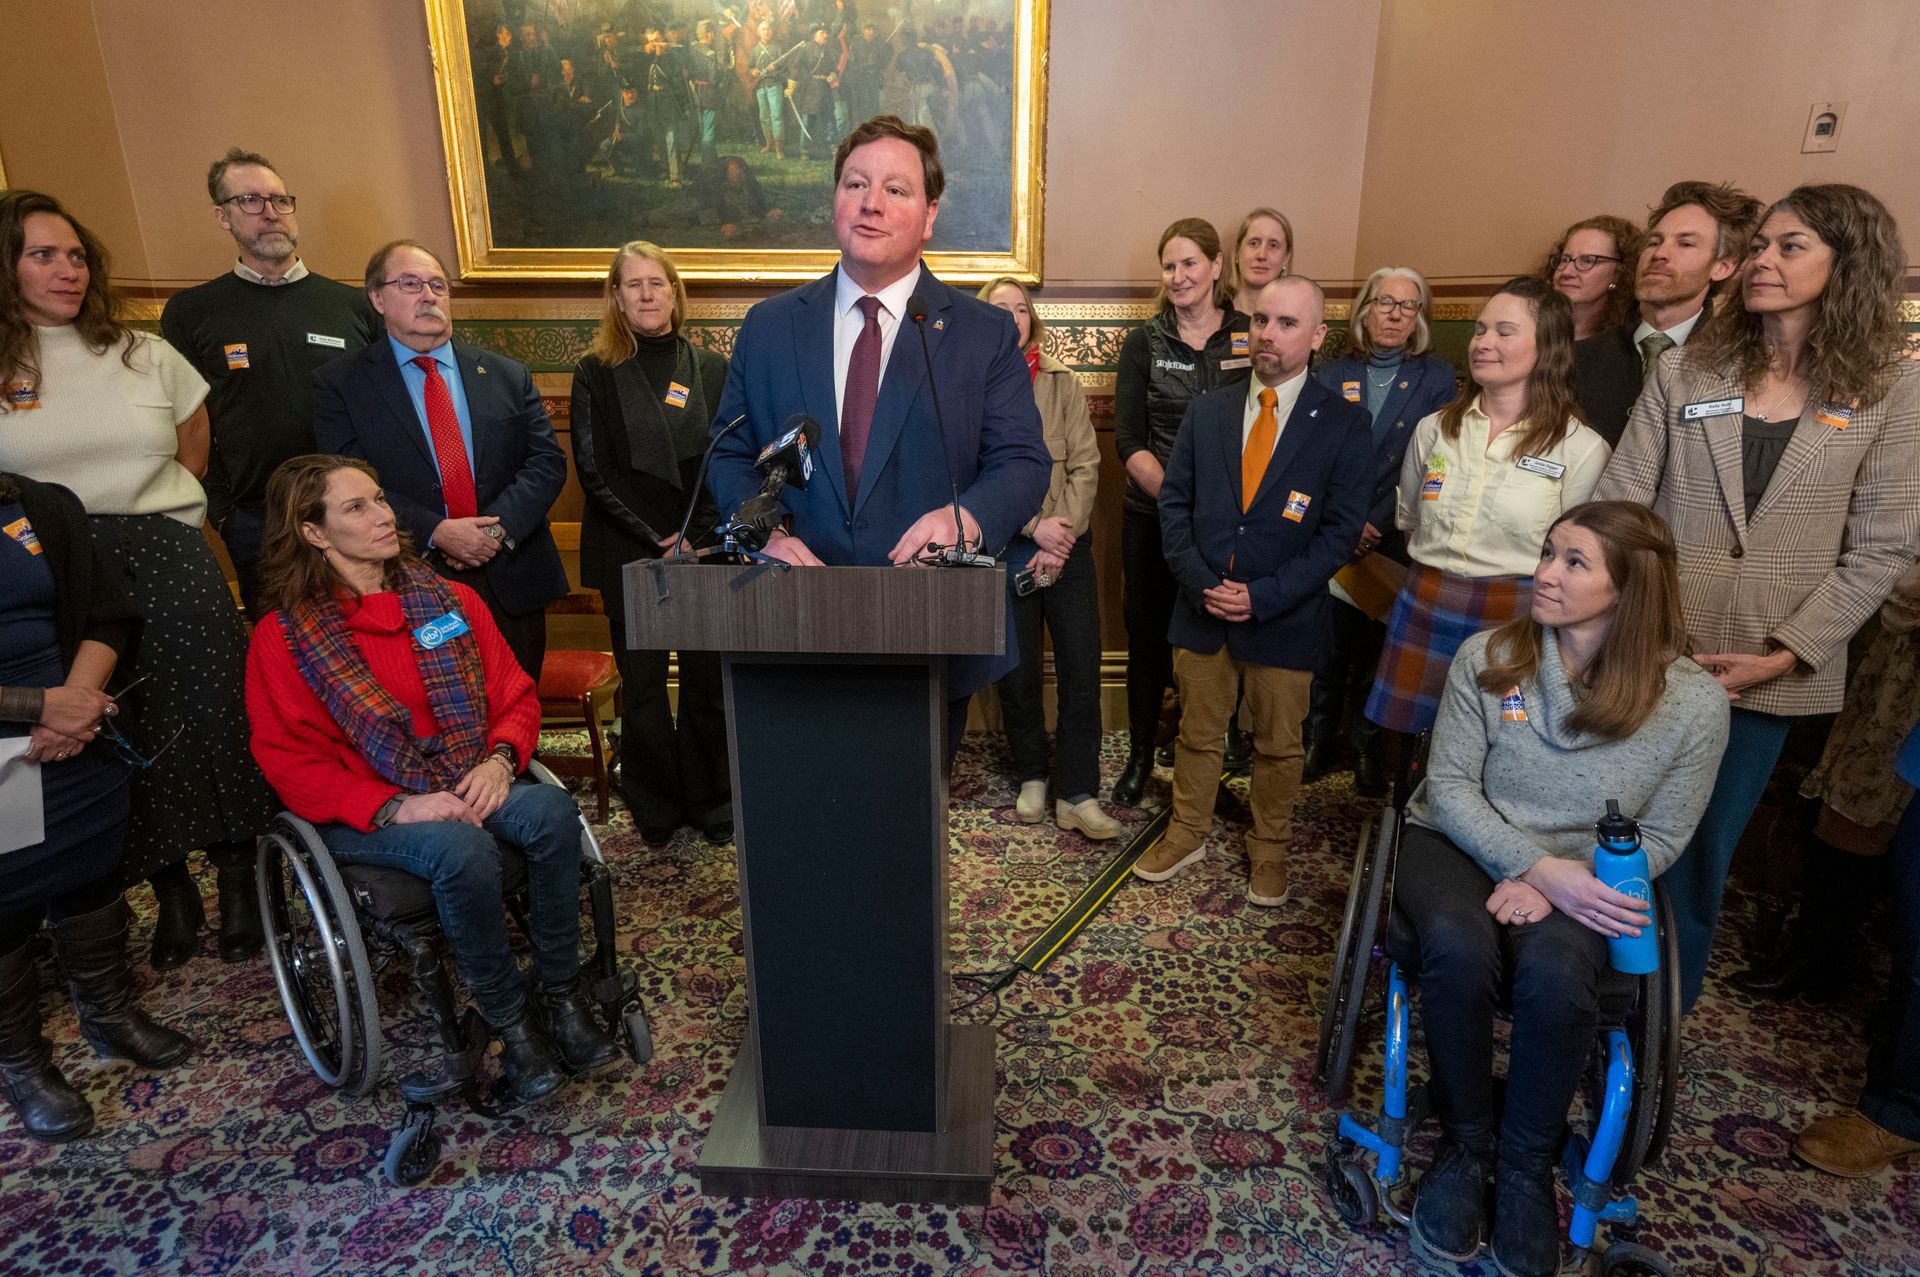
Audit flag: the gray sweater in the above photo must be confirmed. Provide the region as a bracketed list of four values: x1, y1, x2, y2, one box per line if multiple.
[1405, 628, 1730, 882]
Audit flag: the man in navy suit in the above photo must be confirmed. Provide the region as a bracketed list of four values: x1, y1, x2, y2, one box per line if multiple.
[707, 115, 1049, 760]
[1133, 277, 1372, 905]
[312, 240, 568, 679]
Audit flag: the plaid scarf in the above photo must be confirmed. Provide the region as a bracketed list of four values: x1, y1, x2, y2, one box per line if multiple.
[286, 564, 489, 793]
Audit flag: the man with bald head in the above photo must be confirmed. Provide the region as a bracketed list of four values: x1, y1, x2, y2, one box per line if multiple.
[312, 240, 568, 679]
[1134, 276, 1374, 905]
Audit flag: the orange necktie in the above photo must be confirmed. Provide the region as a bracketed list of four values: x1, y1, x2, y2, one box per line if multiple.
[1242, 387, 1278, 510]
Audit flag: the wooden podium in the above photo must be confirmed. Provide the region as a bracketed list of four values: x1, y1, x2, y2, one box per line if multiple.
[625, 559, 1003, 1205]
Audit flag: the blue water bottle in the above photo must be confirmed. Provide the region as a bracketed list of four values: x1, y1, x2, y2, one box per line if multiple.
[1592, 799, 1658, 975]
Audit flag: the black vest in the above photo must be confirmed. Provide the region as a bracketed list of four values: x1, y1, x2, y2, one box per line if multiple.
[1129, 307, 1252, 510]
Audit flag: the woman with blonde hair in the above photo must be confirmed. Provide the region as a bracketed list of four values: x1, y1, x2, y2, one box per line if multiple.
[1596, 182, 1920, 1014]
[569, 241, 732, 847]
[1228, 207, 1295, 316]
[1401, 500, 1729, 1277]
[977, 276, 1115, 839]
[1543, 214, 1639, 341]
[1110, 218, 1251, 805]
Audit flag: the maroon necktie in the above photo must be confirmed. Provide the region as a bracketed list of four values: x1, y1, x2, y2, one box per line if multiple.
[412, 355, 477, 519]
[840, 295, 883, 503]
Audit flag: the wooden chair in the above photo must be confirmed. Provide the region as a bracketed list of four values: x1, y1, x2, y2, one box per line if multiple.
[536, 649, 622, 823]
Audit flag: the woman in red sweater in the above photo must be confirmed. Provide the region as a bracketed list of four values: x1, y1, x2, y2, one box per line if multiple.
[245, 455, 617, 1104]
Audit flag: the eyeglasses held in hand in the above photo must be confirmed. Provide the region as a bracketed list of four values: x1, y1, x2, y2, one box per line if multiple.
[99, 675, 183, 770]
[1549, 253, 1622, 274]
[221, 193, 298, 215]
[382, 275, 450, 296]
[1368, 297, 1422, 317]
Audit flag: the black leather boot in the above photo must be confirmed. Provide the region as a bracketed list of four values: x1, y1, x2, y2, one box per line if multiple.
[147, 862, 204, 971]
[1411, 1138, 1493, 1262]
[1352, 732, 1388, 799]
[537, 980, 622, 1074]
[492, 1013, 568, 1105]
[0, 943, 94, 1142]
[211, 841, 264, 964]
[1222, 721, 1252, 770]
[1489, 1159, 1562, 1277]
[52, 899, 194, 1068]
[1112, 750, 1152, 806]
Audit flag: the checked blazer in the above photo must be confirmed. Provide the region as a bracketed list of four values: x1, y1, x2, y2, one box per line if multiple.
[1594, 350, 1920, 716]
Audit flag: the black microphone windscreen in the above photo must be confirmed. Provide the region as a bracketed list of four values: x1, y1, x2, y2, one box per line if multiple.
[788, 413, 822, 447]
[906, 293, 928, 323]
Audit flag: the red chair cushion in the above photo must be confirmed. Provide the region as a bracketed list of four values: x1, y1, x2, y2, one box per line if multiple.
[537, 649, 616, 707]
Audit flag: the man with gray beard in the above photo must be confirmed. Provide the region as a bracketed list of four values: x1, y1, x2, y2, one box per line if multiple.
[161, 148, 380, 616]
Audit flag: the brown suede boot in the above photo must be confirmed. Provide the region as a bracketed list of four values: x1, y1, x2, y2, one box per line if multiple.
[1793, 1110, 1920, 1178]
[1247, 849, 1290, 907]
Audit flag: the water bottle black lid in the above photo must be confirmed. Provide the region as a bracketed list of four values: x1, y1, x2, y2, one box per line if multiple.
[1596, 798, 1639, 848]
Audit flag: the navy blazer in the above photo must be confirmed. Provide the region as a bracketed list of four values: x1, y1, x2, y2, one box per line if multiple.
[1159, 376, 1374, 672]
[708, 264, 1050, 694]
[1313, 352, 1458, 540]
[311, 338, 570, 618]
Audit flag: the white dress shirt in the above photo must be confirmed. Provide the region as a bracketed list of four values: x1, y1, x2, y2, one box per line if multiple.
[832, 263, 921, 421]
[233, 258, 310, 286]
[1631, 305, 1704, 350]
[1240, 367, 1309, 459]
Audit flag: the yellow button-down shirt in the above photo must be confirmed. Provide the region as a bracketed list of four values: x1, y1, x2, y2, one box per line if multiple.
[1396, 398, 1611, 578]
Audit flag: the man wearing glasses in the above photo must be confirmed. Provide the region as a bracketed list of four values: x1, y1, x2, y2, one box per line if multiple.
[161, 148, 381, 616]
[312, 241, 568, 681]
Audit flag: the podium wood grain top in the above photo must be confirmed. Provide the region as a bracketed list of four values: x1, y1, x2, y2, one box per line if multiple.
[621, 562, 1007, 656]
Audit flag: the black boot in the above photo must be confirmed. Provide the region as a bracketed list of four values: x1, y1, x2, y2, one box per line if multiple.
[1489, 1159, 1562, 1277]
[1352, 739, 1388, 798]
[1731, 838, 1874, 1004]
[1411, 1138, 1493, 1262]
[1112, 750, 1152, 806]
[1301, 727, 1341, 782]
[0, 943, 94, 1142]
[52, 899, 194, 1068]
[1222, 721, 1252, 770]
[492, 1013, 568, 1105]
[211, 841, 264, 964]
[147, 863, 204, 971]
[536, 980, 622, 1074]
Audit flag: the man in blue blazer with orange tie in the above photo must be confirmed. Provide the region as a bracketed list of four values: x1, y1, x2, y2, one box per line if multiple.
[1132, 277, 1373, 905]
[707, 115, 1049, 759]
[312, 240, 569, 681]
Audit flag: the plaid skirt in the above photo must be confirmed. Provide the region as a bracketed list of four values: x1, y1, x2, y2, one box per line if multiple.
[1364, 564, 1534, 734]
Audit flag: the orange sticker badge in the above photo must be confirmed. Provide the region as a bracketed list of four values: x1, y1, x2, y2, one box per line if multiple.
[664, 381, 690, 408]
[1500, 687, 1528, 722]
[1815, 399, 1856, 430]
[1282, 491, 1311, 522]
[1230, 332, 1250, 356]
[1341, 380, 1362, 404]
[5, 380, 40, 410]
[224, 343, 250, 370]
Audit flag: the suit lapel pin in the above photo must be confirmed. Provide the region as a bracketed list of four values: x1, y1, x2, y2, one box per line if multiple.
[477, 365, 487, 374]
[932, 318, 945, 332]
[1399, 380, 1408, 389]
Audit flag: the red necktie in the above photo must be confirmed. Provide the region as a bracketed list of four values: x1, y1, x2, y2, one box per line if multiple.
[413, 355, 477, 519]
[840, 295, 883, 503]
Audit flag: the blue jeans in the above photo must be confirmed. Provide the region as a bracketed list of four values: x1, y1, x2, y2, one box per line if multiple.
[319, 781, 584, 1025]
[1669, 706, 1792, 1011]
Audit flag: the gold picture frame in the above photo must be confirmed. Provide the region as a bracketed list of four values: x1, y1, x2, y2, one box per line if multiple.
[424, 0, 1048, 284]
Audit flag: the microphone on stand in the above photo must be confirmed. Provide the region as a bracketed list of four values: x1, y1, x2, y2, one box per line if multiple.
[668, 412, 749, 560]
[722, 414, 821, 553]
[906, 293, 995, 568]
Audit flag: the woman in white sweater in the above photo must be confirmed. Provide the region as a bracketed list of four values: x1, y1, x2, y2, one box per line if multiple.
[0, 191, 274, 972]
[1396, 501, 1729, 1277]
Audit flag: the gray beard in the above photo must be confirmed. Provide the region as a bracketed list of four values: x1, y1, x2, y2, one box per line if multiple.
[240, 229, 297, 264]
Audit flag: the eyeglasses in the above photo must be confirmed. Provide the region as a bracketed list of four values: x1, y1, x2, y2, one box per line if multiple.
[36, 675, 183, 769]
[221, 193, 298, 215]
[1368, 297, 1422, 317]
[1549, 253, 1622, 274]
[381, 275, 450, 296]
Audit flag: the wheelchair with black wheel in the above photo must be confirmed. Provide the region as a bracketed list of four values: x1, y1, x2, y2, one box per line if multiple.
[254, 760, 654, 1188]
[1314, 806, 1682, 1277]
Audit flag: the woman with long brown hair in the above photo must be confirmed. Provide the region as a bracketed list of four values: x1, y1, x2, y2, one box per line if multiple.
[569, 241, 731, 848]
[0, 189, 274, 972]
[245, 455, 620, 1105]
[1364, 276, 1610, 797]
[1543, 214, 1639, 341]
[1110, 217, 1251, 805]
[1596, 183, 1920, 1015]
[1399, 500, 1729, 1277]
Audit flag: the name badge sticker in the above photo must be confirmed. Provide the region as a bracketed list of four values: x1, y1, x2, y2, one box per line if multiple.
[224, 343, 250, 370]
[307, 332, 347, 350]
[664, 381, 690, 408]
[1683, 396, 1743, 421]
[1282, 491, 1311, 522]
[4, 380, 39, 410]
[1815, 400, 1856, 430]
[1500, 687, 1528, 723]
[1515, 455, 1567, 479]
[3, 516, 41, 555]
[1420, 456, 1447, 501]
[1229, 331, 1250, 356]
[1341, 380, 1362, 404]
[413, 611, 472, 650]
[1219, 357, 1251, 371]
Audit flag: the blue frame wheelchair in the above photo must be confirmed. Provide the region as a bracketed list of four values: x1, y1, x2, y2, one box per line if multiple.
[255, 761, 654, 1187]
[1314, 807, 1682, 1277]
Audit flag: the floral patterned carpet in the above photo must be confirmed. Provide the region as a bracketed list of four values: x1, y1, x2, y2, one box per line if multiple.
[1, 731, 1915, 1276]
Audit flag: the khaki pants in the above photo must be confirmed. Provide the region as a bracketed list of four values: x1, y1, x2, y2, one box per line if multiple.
[1166, 646, 1313, 866]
